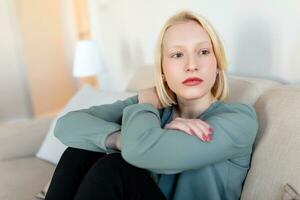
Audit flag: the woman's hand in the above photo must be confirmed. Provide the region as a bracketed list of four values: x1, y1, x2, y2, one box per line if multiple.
[164, 117, 213, 142]
[105, 131, 121, 151]
[115, 133, 121, 150]
[138, 87, 163, 109]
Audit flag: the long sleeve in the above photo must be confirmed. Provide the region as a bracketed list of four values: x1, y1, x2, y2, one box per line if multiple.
[120, 103, 258, 174]
[54, 95, 138, 153]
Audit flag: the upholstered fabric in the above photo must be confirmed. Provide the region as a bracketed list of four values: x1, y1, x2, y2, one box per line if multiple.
[2, 76, 297, 200]
[0, 117, 54, 161]
[0, 157, 54, 200]
[282, 184, 300, 200]
[241, 85, 300, 200]
[226, 75, 281, 105]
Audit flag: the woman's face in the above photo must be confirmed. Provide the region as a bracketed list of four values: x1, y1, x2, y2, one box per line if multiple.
[162, 20, 218, 101]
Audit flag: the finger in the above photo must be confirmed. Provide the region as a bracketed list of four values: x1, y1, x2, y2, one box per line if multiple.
[187, 123, 207, 141]
[194, 121, 211, 138]
[198, 124, 213, 141]
[164, 122, 178, 129]
[173, 118, 212, 141]
[196, 119, 213, 132]
[165, 121, 195, 136]
[164, 123, 171, 129]
[169, 119, 207, 141]
[176, 118, 211, 131]
[168, 122, 193, 135]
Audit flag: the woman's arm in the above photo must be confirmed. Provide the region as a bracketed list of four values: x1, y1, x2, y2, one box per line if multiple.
[120, 103, 258, 174]
[54, 95, 138, 153]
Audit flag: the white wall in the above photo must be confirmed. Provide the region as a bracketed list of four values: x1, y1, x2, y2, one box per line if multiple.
[0, 0, 32, 122]
[88, 0, 300, 92]
[0, 0, 77, 122]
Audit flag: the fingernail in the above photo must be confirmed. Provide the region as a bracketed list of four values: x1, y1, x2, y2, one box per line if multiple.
[209, 128, 213, 132]
[208, 134, 212, 141]
[207, 135, 211, 142]
[202, 134, 208, 142]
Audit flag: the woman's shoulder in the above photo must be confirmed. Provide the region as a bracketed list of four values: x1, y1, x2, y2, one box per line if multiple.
[213, 101, 257, 119]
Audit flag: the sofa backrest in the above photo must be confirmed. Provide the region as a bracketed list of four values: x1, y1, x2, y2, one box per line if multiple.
[226, 75, 281, 105]
[241, 85, 300, 200]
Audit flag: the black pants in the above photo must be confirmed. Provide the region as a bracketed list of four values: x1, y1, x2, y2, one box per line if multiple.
[45, 147, 167, 200]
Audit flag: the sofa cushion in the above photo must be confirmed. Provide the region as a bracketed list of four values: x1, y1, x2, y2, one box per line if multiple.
[0, 117, 54, 161]
[226, 75, 281, 105]
[0, 157, 55, 200]
[241, 85, 300, 200]
[282, 184, 300, 200]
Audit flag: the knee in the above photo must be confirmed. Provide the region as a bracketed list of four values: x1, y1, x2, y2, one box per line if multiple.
[62, 146, 105, 158]
[58, 147, 105, 167]
[93, 153, 141, 176]
[59, 147, 82, 161]
[89, 153, 125, 174]
[55, 147, 81, 169]
[103, 153, 123, 163]
[97, 153, 124, 168]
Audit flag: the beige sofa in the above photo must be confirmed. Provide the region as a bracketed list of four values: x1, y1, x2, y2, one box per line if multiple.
[0, 75, 299, 200]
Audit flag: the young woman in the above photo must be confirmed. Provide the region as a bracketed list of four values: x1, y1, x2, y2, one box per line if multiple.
[45, 10, 258, 200]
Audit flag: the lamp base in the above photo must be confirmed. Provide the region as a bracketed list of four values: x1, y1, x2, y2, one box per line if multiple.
[78, 76, 99, 90]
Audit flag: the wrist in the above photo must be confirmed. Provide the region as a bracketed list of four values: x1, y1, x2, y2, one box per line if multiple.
[115, 134, 121, 150]
[105, 131, 121, 150]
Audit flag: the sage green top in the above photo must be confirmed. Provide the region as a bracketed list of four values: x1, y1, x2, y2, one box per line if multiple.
[54, 95, 258, 200]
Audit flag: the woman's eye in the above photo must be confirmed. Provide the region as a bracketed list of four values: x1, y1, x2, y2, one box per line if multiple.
[171, 52, 183, 58]
[198, 49, 210, 55]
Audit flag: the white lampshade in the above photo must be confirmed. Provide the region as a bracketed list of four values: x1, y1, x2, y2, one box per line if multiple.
[73, 40, 106, 77]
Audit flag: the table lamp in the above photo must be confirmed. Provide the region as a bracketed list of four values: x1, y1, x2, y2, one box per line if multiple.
[73, 40, 106, 89]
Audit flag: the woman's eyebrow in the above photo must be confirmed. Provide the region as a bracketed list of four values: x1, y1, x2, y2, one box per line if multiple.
[197, 41, 210, 46]
[167, 41, 211, 50]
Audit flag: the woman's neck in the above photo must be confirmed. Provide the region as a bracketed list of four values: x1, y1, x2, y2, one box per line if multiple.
[174, 93, 217, 119]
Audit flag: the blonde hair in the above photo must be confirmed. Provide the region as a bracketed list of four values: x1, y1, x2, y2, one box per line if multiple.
[154, 10, 229, 107]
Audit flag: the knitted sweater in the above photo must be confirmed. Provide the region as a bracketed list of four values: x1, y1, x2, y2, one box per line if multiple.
[54, 95, 258, 200]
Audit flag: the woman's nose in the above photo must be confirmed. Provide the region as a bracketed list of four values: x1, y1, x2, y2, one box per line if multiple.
[185, 65, 198, 72]
[185, 55, 198, 72]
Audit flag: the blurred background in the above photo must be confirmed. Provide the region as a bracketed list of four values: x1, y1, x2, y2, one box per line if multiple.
[0, 0, 299, 123]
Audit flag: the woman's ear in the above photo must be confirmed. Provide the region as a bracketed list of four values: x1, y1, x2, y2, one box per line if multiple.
[162, 74, 167, 82]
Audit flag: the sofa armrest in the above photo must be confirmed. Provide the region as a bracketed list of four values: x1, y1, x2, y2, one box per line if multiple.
[0, 116, 54, 161]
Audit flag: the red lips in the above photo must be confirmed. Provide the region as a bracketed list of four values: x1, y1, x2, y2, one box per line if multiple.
[182, 77, 203, 85]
